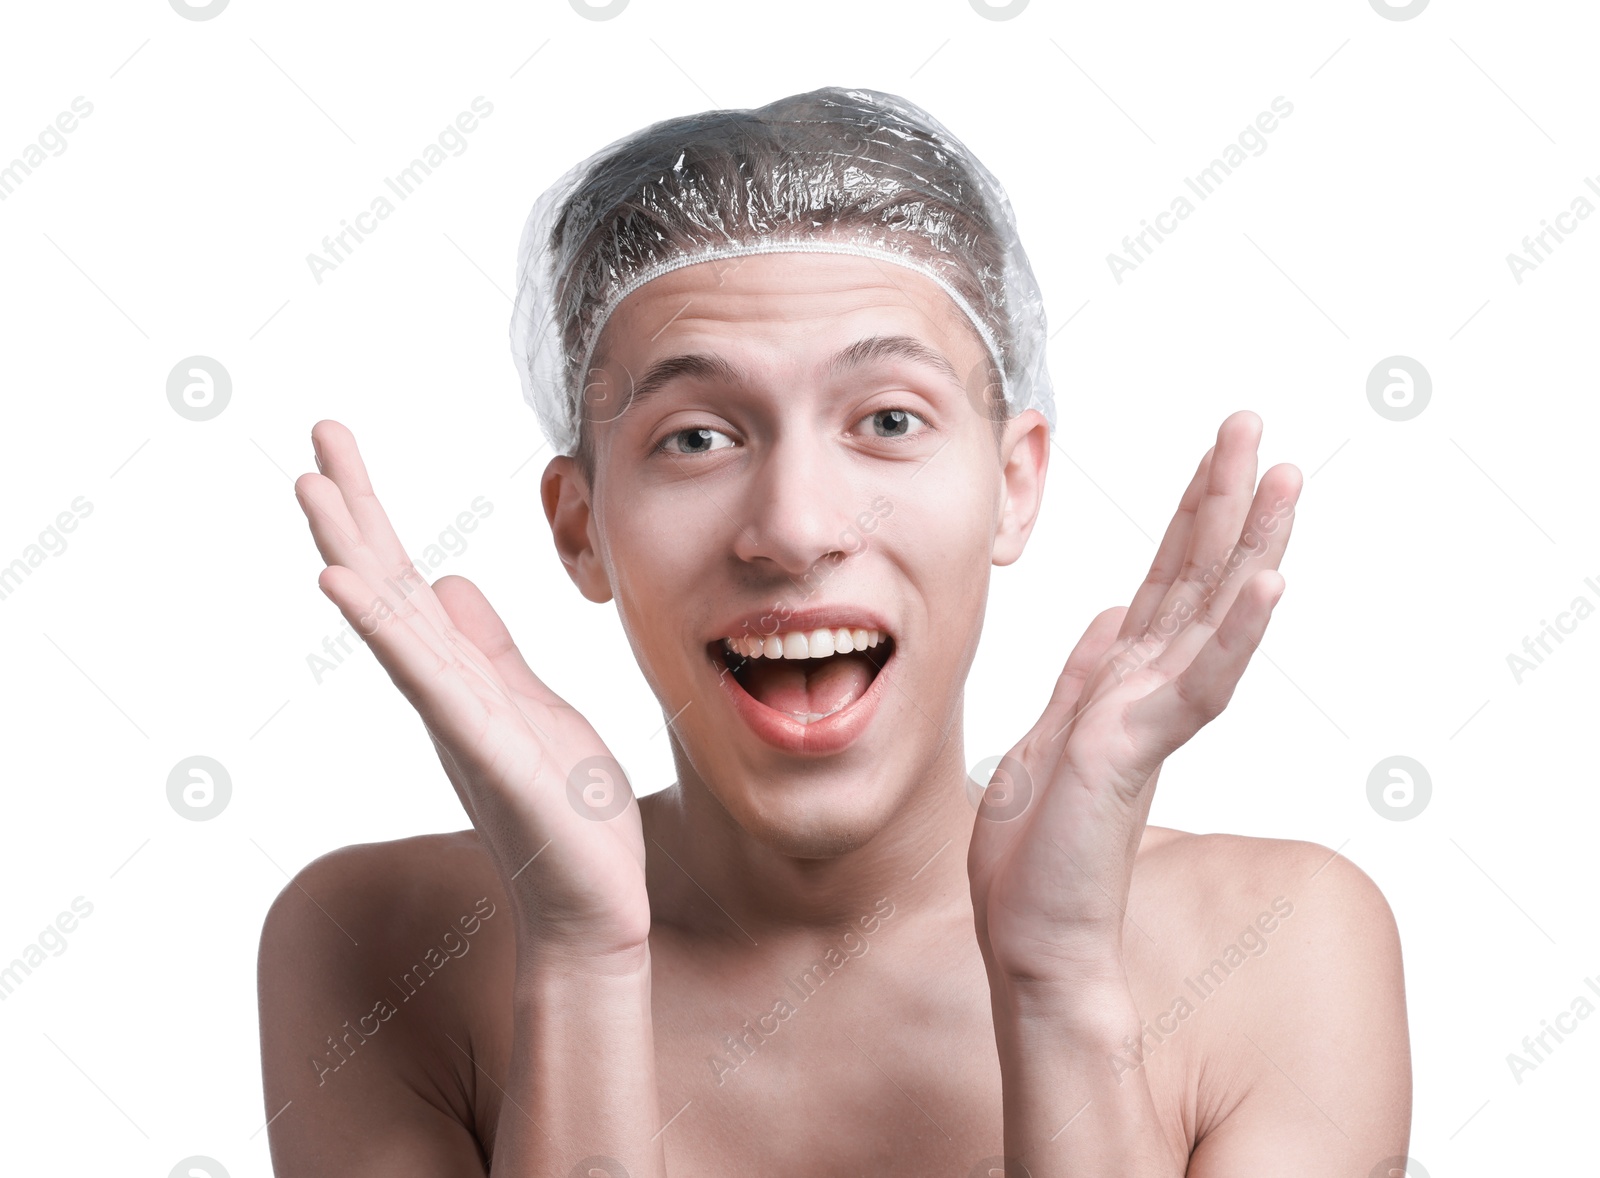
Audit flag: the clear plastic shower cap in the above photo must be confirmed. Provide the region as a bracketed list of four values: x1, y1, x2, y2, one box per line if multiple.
[509, 85, 1055, 457]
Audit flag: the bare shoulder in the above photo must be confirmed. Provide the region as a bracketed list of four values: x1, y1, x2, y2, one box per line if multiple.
[258, 829, 509, 1001]
[1130, 827, 1411, 1171]
[1131, 824, 1404, 1009]
[1135, 824, 1398, 918]
[256, 830, 511, 1176]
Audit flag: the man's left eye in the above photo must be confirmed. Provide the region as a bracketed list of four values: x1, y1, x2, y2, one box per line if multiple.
[858, 408, 929, 439]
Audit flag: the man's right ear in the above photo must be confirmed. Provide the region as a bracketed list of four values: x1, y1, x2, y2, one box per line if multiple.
[540, 454, 613, 604]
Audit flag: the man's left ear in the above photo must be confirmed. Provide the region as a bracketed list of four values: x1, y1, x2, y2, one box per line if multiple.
[992, 408, 1050, 567]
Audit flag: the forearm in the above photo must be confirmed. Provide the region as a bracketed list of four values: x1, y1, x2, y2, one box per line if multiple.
[490, 946, 664, 1178]
[990, 979, 1188, 1178]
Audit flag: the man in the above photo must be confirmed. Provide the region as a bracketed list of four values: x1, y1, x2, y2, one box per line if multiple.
[261, 87, 1409, 1176]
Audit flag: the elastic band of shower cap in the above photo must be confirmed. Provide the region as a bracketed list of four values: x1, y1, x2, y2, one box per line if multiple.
[509, 86, 1056, 459]
[573, 240, 1013, 428]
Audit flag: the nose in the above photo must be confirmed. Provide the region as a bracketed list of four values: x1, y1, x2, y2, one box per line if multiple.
[730, 428, 865, 577]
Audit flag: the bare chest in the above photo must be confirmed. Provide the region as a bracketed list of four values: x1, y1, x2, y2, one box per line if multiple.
[466, 926, 1198, 1176]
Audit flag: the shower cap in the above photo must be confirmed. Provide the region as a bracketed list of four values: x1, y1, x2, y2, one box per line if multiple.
[509, 85, 1055, 457]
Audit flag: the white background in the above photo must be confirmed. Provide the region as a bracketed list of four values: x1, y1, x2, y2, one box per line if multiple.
[1, 0, 1595, 1173]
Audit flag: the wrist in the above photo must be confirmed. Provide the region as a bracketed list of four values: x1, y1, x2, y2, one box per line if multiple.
[980, 931, 1128, 997]
[990, 979, 1145, 1086]
[985, 953, 1138, 1033]
[993, 976, 1140, 1029]
[514, 930, 652, 982]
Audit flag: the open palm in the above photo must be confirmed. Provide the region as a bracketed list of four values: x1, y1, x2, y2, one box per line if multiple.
[969, 411, 1301, 984]
[296, 419, 650, 960]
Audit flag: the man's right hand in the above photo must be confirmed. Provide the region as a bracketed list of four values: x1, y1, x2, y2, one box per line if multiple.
[295, 418, 650, 968]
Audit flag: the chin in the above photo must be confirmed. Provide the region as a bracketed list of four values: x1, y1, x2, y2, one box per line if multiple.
[707, 767, 912, 861]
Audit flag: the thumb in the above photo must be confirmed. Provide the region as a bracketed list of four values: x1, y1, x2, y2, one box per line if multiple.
[1024, 605, 1128, 750]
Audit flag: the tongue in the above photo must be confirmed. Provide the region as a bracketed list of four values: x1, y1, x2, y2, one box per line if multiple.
[740, 652, 876, 722]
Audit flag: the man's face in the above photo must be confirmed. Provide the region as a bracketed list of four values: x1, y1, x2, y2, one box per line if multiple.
[545, 251, 1048, 857]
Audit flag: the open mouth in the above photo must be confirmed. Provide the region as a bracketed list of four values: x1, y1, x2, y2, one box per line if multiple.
[710, 628, 896, 726]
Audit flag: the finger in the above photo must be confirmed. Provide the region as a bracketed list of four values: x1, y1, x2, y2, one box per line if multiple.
[1150, 463, 1300, 675]
[321, 566, 587, 858]
[294, 470, 360, 565]
[318, 563, 538, 770]
[295, 471, 459, 655]
[1119, 447, 1212, 642]
[1029, 605, 1127, 748]
[297, 449, 539, 750]
[1145, 412, 1261, 639]
[433, 575, 570, 712]
[1125, 570, 1284, 761]
[307, 420, 453, 632]
[295, 466, 462, 650]
[318, 563, 482, 728]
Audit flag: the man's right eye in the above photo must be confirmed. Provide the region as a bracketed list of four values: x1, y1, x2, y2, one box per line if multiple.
[654, 426, 736, 456]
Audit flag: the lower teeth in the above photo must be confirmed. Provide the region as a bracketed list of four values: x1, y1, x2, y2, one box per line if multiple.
[786, 701, 852, 725]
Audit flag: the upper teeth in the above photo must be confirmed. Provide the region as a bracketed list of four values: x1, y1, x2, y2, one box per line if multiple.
[722, 628, 886, 660]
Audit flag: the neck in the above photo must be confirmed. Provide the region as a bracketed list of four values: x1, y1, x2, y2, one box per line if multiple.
[641, 737, 978, 944]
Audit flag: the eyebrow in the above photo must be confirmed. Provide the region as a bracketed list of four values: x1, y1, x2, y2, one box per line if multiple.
[617, 334, 963, 417]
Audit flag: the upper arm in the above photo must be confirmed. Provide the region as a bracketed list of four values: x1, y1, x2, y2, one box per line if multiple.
[257, 843, 489, 1177]
[1185, 841, 1412, 1176]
